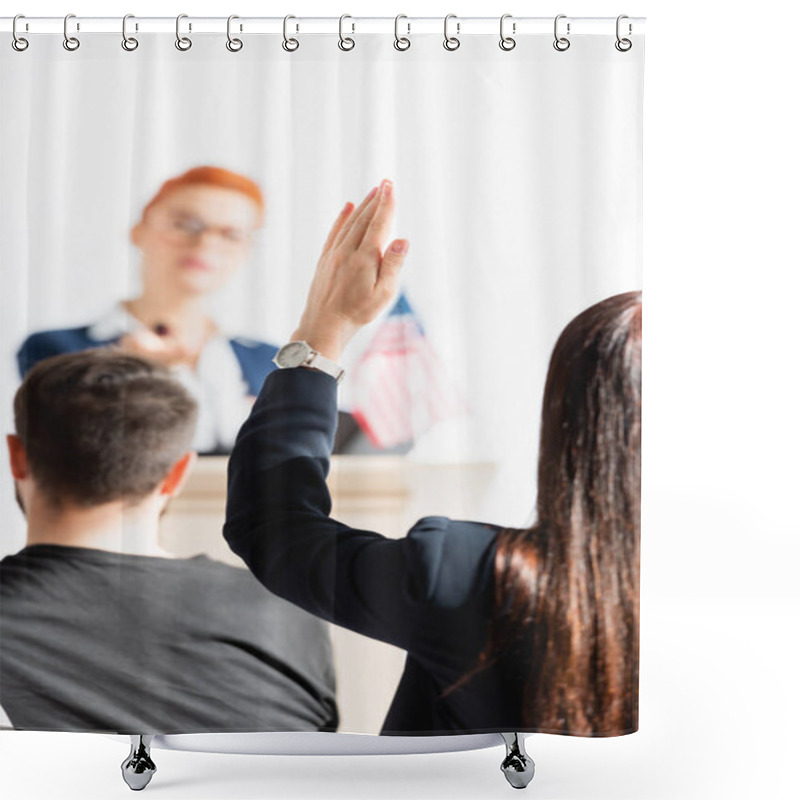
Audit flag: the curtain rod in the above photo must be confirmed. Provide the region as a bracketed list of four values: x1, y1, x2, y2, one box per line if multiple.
[1, 16, 646, 36]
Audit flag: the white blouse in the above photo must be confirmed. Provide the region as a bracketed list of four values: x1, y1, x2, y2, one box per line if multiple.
[87, 304, 255, 454]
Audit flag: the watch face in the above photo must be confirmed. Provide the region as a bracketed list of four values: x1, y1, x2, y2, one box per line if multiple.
[276, 341, 311, 368]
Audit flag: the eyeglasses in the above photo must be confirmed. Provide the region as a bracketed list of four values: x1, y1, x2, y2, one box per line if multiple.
[155, 213, 255, 247]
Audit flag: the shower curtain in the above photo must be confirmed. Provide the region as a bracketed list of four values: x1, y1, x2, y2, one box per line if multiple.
[0, 19, 644, 741]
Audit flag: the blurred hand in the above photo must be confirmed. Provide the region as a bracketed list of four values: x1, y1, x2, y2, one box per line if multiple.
[291, 179, 409, 361]
[116, 329, 194, 368]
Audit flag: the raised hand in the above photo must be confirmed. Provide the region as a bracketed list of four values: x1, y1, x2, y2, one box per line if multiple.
[291, 179, 409, 362]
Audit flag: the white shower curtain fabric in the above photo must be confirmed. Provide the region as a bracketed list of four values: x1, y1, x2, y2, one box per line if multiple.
[0, 31, 644, 737]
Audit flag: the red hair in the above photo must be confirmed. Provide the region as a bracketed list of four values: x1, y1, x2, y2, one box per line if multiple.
[140, 166, 265, 224]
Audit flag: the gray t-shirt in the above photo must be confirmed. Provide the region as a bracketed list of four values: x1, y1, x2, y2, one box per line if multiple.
[0, 545, 338, 734]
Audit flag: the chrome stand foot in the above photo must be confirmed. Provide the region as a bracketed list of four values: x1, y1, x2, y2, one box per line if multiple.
[500, 733, 535, 789]
[121, 735, 156, 791]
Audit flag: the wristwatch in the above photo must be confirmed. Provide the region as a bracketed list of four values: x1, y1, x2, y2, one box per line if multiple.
[272, 340, 346, 384]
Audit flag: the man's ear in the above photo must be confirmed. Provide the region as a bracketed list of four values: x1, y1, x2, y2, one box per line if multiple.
[160, 451, 197, 499]
[130, 220, 144, 248]
[6, 434, 28, 480]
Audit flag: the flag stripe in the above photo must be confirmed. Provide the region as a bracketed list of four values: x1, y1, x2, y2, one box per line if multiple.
[351, 293, 465, 448]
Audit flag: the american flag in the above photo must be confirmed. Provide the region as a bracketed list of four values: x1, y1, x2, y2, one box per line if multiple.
[350, 292, 467, 449]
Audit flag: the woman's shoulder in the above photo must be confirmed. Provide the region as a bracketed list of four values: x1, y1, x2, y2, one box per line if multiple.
[229, 335, 279, 354]
[20, 324, 96, 346]
[227, 337, 280, 394]
[228, 336, 279, 369]
[404, 516, 501, 611]
[16, 325, 100, 376]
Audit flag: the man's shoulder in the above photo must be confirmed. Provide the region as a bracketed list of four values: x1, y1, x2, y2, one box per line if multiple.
[181, 556, 333, 631]
[173, 555, 297, 601]
[0, 550, 283, 613]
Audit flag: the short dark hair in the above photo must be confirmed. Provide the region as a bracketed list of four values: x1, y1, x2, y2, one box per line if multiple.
[13, 349, 198, 508]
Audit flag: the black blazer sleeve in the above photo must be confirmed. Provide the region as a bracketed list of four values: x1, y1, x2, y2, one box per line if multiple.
[223, 367, 498, 659]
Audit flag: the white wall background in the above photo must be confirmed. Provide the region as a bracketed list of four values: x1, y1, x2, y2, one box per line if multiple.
[1, 2, 798, 800]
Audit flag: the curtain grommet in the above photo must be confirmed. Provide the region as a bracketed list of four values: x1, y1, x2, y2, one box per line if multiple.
[63, 13, 80, 51]
[499, 14, 516, 51]
[553, 14, 570, 52]
[282, 15, 299, 52]
[12, 14, 29, 51]
[615, 15, 632, 51]
[175, 14, 192, 51]
[226, 15, 243, 52]
[443, 14, 460, 51]
[121, 14, 139, 51]
[338, 14, 355, 51]
[394, 15, 411, 51]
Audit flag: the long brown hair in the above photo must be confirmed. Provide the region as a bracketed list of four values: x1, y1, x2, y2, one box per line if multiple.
[445, 291, 641, 735]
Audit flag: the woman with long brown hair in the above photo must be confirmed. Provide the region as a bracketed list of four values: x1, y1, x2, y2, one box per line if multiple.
[224, 179, 641, 740]
[446, 291, 641, 735]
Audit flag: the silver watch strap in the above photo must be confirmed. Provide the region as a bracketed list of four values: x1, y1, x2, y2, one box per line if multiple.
[306, 350, 346, 384]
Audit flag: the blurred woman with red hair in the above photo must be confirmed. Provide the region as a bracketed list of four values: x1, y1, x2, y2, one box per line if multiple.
[18, 166, 288, 454]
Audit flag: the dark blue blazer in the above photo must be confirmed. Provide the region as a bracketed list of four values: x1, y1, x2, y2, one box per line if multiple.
[223, 367, 523, 735]
[16, 326, 278, 396]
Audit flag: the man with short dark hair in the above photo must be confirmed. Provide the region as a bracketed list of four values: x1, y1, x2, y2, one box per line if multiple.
[0, 350, 338, 733]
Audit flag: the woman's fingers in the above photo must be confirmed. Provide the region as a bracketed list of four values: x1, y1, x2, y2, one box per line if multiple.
[340, 180, 390, 252]
[332, 185, 378, 249]
[361, 180, 396, 258]
[321, 201, 354, 255]
[297, 178, 405, 356]
[376, 239, 409, 294]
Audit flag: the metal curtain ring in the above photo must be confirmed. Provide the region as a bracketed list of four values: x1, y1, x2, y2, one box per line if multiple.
[499, 13, 516, 51]
[63, 13, 80, 51]
[12, 14, 29, 51]
[553, 14, 570, 52]
[175, 14, 192, 51]
[122, 14, 139, 51]
[227, 15, 243, 51]
[338, 14, 355, 51]
[443, 14, 460, 51]
[615, 14, 632, 51]
[394, 14, 410, 51]
[282, 15, 299, 52]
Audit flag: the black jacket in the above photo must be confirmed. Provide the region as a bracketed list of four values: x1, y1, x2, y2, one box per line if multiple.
[223, 367, 522, 735]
